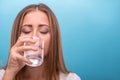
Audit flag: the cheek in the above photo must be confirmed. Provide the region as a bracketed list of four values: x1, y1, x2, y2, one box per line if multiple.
[44, 35, 50, 56]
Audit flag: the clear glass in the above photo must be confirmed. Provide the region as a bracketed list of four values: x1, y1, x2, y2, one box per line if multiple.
[24, 36, 44, 67]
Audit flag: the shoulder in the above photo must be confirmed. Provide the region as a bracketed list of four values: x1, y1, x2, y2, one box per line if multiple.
[0, 69, 5, 80]
[59, 72, 81, 80]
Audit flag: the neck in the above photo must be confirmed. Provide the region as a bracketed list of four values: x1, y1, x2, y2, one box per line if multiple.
[23, 64, 47, 80]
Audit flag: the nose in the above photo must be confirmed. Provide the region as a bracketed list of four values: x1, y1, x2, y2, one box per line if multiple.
[32, 29, 38, 37]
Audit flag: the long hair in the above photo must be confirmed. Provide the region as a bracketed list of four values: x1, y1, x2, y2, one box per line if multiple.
[10, 3, 69, 80]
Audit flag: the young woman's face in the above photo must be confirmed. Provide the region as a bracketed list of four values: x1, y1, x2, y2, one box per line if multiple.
[20, 10, 50, 55]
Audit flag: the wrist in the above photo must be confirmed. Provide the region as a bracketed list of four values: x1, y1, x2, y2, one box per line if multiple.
[3, 69, 16, 80]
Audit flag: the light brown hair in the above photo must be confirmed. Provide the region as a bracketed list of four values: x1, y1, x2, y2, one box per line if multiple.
[10, 3, 69, 80]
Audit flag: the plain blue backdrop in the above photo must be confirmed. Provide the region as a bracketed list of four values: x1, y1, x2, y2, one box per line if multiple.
[0, 0, 120, 80]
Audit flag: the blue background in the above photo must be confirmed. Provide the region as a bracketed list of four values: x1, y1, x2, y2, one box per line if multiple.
[0, 0, 120, 80]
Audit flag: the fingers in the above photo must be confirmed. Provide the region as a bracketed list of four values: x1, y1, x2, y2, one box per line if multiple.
[8, 52, 32, 68]
[15, 36, 36, 47]
[12, 53, 32, 64]
[17, 54, 32, 64]
[7, 36, 35, 72]
[17, 46, 38, 53]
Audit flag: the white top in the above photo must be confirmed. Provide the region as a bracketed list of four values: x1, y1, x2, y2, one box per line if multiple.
[0, 69, 81, 80]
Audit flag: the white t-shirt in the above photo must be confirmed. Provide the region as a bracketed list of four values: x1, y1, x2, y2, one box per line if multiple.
[0, 69, 81, 80]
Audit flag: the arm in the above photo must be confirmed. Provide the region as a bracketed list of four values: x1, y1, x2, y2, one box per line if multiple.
[3, 36, 34, 80]
[3, 69, 15, 80]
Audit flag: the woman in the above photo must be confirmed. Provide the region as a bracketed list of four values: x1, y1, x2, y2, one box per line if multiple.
[0, 3, 80, 80]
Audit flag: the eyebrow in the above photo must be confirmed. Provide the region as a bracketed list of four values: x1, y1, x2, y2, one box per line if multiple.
[38, 24, 49, 28]
[22, 24, 32, 27]
[22, 24, 49, 27]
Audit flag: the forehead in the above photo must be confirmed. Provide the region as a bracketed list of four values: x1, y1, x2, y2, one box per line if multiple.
[22, 10, 49, 26]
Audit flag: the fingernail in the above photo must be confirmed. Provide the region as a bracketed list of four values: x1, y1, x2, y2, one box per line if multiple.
[28, 60, 32, 64]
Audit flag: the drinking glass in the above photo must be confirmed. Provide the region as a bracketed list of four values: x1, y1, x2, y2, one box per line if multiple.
[24, 36, 44, 67]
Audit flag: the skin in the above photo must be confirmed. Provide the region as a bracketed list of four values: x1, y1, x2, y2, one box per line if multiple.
[3, 10, 50, 80]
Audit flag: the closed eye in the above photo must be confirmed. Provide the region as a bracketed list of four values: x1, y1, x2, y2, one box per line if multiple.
[39, 27, 50, 34]
[40, 31, 49, 34]
[21, 28, 31, 34]
[22, 31, 31, 34]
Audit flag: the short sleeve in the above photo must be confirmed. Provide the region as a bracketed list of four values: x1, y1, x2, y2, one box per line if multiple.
[67, 73, 81, 80]
[0, 69, 5, 80]
[60, 72, 81, 80]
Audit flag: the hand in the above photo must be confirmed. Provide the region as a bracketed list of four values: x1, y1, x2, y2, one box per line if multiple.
[3, 36, 37, 80]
